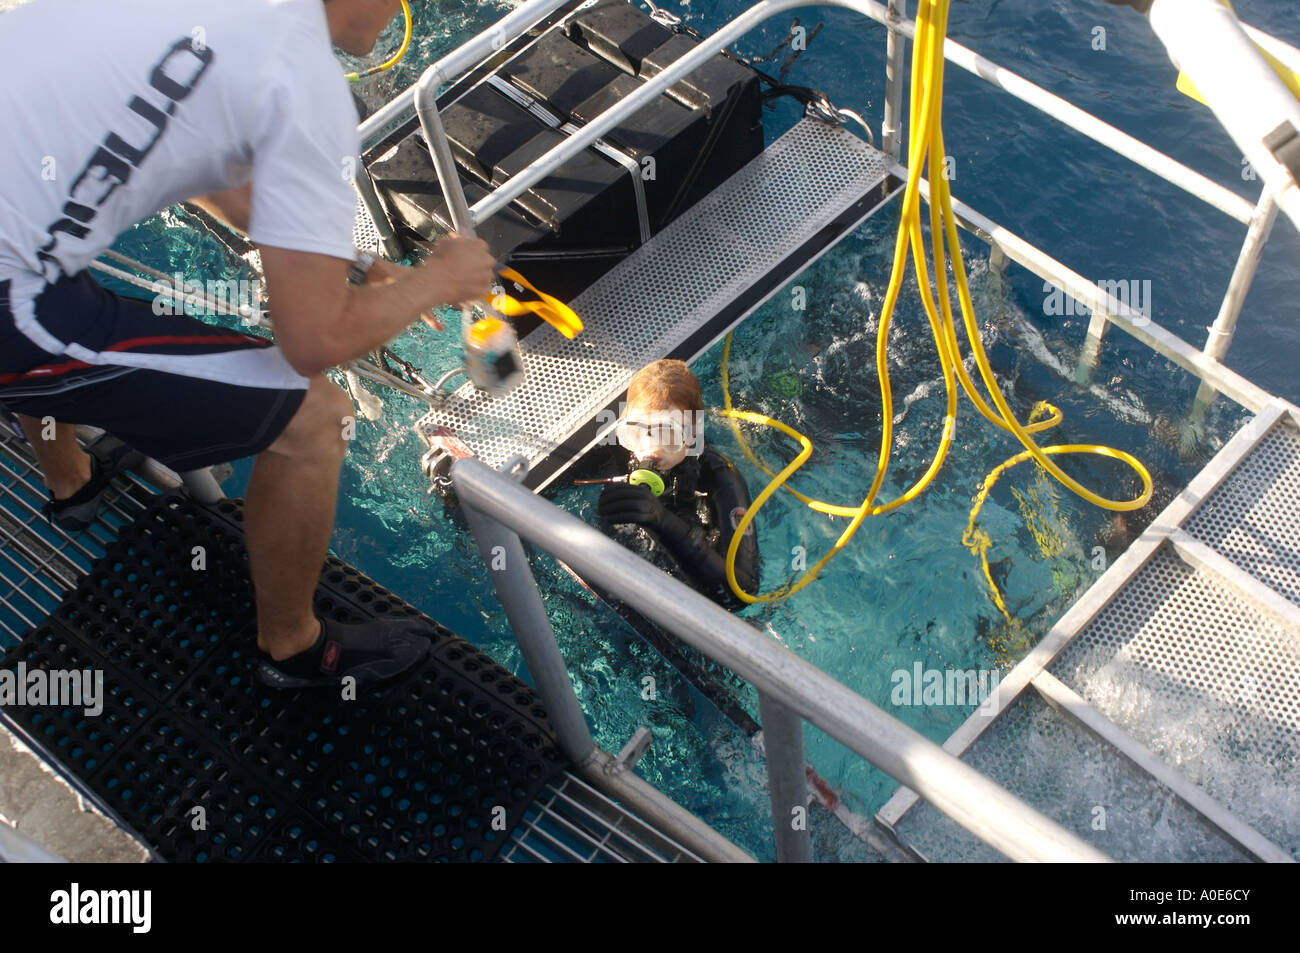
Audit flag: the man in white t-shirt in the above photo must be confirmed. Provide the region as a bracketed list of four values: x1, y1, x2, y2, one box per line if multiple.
[0, 0, 495, 688]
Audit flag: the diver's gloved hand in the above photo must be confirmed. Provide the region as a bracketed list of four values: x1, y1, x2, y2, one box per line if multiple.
[598, 483, 686, 536]
[599, 481, 749, 609]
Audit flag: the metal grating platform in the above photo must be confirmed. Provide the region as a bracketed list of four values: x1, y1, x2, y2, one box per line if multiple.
[895, 691, 1253, 863]
[878, 400, 1300, 862]
[0, 422, 158, 646]
[1051, 545, 1300, 853]
[501, 770, 703, 863]
[416, 118, 896, 490]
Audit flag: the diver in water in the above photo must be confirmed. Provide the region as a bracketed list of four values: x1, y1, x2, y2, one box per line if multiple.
[576, 360, 759, 611]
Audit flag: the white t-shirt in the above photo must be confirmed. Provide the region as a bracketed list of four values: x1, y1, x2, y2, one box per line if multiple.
[0, 0, 359, 298]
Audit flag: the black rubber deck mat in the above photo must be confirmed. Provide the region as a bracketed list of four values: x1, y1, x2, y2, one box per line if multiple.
[0, 493, 567, 862]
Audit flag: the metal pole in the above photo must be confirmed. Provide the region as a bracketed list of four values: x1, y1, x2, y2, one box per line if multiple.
[1203, 192, 1279, 364]
[758, 693, 812, 862]
[452, 457, 1111, 863]
[459, 500, 597, 767]
[413, 70, 490, 342]
[1192, 191, 1279, 413]
[1076, 306, 1110, 388]
[179, 468, 226, 505]
[415, 78, 476, 236]
[352, 170, 406, 261]
[882, 0, 906, 161]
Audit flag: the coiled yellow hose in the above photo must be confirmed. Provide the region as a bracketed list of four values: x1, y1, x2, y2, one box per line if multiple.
[718, 0, 1152, 606]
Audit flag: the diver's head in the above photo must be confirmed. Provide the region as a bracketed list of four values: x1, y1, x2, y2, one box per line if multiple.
[324, 0, 406, 57]
[617, 359, 704, 472]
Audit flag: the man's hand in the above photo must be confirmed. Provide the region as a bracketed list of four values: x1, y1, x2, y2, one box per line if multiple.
[259, 234, 496, 375]
[356, 236, 494, 331]
[422, 233, 496, 307]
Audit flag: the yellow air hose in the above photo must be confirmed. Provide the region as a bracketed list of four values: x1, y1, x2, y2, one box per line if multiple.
[346, 0, 414, 83]
[717, 0, 1152, 607]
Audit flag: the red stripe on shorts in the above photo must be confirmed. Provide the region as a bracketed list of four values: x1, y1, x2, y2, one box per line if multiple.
[0, 332, 267, 385]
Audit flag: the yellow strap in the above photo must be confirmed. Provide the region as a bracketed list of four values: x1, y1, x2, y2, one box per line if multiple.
[488, 267, 584, 339]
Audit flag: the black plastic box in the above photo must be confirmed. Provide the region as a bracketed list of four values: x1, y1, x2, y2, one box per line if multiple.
[368, 0, 765, 304]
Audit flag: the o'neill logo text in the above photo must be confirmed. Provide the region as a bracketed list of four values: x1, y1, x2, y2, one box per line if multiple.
[49, 883, 151, 933]
[36, 37, 214, 282]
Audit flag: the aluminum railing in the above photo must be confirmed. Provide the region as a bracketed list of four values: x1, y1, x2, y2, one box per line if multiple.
[453, 455, 1109, 863]
[354, 1, 1298, 858]
[354, 0, 1293, 419]
[443, 0, 1265, 229]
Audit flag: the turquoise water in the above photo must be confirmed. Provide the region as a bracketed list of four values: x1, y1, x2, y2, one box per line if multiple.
[107, 0, 1299, 861]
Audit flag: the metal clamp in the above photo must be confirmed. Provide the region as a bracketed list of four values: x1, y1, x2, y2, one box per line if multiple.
[803, 96, 875, 147]
[1263, 120, 1300, 183]
[641, 0, 683, 28]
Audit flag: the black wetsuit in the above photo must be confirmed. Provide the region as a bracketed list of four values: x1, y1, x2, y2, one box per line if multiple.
[577, 445, 760, 611]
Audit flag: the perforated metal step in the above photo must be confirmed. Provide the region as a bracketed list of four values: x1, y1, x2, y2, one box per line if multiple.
[1183, 419, 1300, 606]
[894, 690, 1255, 863]
[416, 118, 896, 490]
[1051, 544, 1300, 854]
[353, 197, 382, 255]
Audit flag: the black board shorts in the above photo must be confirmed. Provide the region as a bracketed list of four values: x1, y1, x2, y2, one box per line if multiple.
[0, 271, 308, 471]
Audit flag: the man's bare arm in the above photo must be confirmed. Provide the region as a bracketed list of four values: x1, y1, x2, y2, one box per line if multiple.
[189, 184, 253, 233]
[260, 235, 494, 376]
[361, 258, 446, 330]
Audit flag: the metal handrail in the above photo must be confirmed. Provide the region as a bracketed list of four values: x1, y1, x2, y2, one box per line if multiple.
[357, 0, 575, 150]
[392, 0, 1263, 233]
[452, 456, 1110, 863]
[358, 0, 1289, 414]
